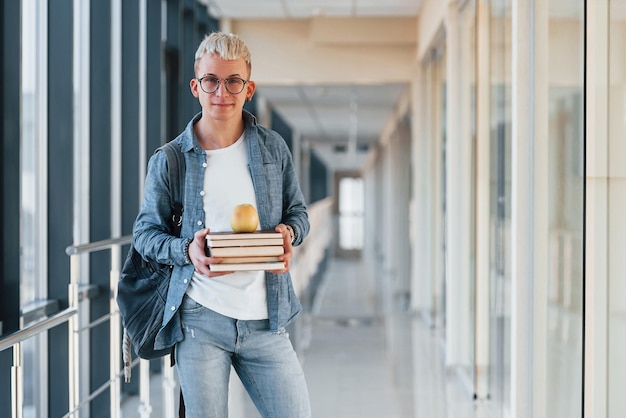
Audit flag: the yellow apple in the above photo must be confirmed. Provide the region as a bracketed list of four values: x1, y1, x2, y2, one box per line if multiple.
[230, 203, 259, 232]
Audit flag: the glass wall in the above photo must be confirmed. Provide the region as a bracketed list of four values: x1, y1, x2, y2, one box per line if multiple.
[486, 1, 585, 416]
[20, 0, 44, 314]
[416, 43, 447, 330]
[20, 0, 47, 416]
[426, 45, 447, 331]
[546, 1, 585, 417]
[608, 2, 626, 417]
[489, 0, 512, 414]
[458, 0, 477, 386]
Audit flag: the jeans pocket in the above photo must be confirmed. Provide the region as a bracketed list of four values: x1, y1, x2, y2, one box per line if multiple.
[274, 327, 290, 338]
[180, 294, 204, 314]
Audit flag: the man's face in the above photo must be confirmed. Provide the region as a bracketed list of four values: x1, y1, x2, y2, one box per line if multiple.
[190, 53, 255, 121]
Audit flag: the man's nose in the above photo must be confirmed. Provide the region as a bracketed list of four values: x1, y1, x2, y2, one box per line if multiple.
[214, 81, 227, 95]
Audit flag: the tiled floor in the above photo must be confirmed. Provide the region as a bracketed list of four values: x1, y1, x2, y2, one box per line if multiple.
[300, 257, 494, 418]
[122, 256, 495, 417]
[302, 258, 407, 418]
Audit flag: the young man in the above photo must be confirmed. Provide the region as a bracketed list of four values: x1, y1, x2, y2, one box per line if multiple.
[132, 32, 312, 417]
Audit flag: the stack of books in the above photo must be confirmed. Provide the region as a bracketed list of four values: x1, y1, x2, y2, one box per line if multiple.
[206, 231, 285, 272]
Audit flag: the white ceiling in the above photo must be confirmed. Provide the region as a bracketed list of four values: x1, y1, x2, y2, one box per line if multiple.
[200, 0, 423, 172]
[197, 1, 603, 172]
[205, 0, 423, 19]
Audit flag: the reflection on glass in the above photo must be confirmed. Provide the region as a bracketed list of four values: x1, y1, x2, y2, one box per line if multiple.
[433, 47, 447, 330]
[21, 0, 44, 417]
[489, 1, 512, 416]
[546, 2, 585, 417]
[608, 2, 626, 417]
[21, 0, 38, 308]
[459, 0, 477, 390]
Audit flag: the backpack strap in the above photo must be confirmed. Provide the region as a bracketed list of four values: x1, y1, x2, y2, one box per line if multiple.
[159, 141, 185, 237]
[156, 141, 187, 415]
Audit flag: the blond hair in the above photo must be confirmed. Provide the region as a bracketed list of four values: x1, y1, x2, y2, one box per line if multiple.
[194, 32, 252, 77]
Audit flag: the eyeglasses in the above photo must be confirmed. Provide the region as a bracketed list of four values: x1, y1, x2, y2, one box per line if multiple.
[197, 75, 248, 94]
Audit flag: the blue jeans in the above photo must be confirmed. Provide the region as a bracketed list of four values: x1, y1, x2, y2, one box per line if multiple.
[175, 295, 312, 418]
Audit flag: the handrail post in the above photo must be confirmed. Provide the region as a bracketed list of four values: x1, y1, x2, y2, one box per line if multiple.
[162, 357, 177, 417]
[110, 244, 122, 418]
[11, 342, 23, 418]
[68, 254, 81, 417]
[139, 360, 152, 417]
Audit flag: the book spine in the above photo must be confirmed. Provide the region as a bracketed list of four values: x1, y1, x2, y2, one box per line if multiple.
[219, 256, 282, 263]
[209, 261, 285, 272]
[206, 238, 284, 247]
[206, 232, 282, 240]
[208, 246, 285, 257]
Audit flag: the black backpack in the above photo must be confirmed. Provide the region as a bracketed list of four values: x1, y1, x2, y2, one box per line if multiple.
[117, 141, 185, 381]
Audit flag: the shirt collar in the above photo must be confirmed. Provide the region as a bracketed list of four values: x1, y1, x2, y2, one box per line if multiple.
[180, 110, 258, 153]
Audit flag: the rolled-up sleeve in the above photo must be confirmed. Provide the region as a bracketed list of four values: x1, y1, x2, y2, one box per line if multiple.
[132, 150, 188, 266]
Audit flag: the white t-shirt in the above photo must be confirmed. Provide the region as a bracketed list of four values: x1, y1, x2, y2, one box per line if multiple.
[185, 133, 268, 320]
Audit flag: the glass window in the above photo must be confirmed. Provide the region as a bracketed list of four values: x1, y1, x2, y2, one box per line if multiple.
[425, 44, 447, 329]
[20, 0, 43, 308]
[608, 2, 626, 416]
[20, 0, 48, 416]
[338, 177, 364, 250]
[459, 0, 477, 387]
[489, 0, 512, 414]
[546, 1, 585, 417]
[488, 3, 586, 416]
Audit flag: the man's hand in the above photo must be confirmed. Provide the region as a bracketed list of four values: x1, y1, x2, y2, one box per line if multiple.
[269, 224, 293, 274]
[188, 228, 233, 277]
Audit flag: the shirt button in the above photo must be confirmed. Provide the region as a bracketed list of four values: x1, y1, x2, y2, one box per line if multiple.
[183, 279, 188, 284]
[170, 306, 175, 311]
[200, 191, 205, 196]
[202, 162, 207, 168]
[197, 220, 203, 226]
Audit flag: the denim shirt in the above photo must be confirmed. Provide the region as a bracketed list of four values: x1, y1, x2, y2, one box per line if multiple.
[132, 110, 310, 350]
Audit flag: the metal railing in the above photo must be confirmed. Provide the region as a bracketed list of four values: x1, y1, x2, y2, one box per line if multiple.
[0, 235, 171, 418]
[1, 308, 78, 418]
[63, 235, 174, 418]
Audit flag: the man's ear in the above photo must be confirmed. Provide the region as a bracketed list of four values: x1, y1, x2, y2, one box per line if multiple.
[246, 80, 256, 101]
[190, 78, 200, 98]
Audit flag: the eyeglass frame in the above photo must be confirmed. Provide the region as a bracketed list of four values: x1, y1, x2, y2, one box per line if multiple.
[196, 75, 249, 95]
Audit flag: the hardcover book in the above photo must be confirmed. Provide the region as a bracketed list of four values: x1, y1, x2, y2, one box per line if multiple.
[207, 245, 285, 258]
[206, 230, 283, 241]
[219, 255, 282, 263]
[208, 261, 285, 272]
[206, 237, 284, 247]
